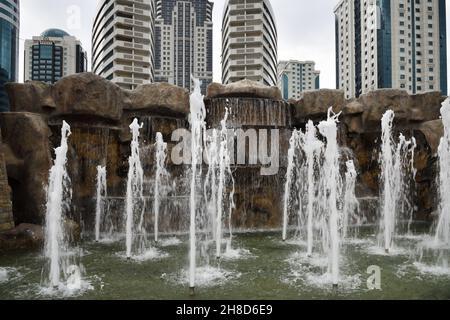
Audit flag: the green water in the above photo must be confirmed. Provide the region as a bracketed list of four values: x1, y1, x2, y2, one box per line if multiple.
[1, 229, 450, 300]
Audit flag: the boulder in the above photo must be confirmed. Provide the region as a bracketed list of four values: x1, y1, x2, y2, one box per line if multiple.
[343, 100, 365, 115]
[291, 89, 345, 123]
[5, 81, 55, 114]
[418, 119, 444, 155]
[207, 80, 282, 100]
[0, 223, 44, 251]
[358, 89, 411, 128]
[0, 112, 52, 224]
[126, 82, 190, 117]
[51, 72, 123, 122]
[409, 91, 444, 122]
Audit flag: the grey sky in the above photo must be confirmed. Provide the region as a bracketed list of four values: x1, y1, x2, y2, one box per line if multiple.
[19, 0, 450, 91]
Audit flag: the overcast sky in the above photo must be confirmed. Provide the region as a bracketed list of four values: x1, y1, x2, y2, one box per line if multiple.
[19, 0, 450, 90]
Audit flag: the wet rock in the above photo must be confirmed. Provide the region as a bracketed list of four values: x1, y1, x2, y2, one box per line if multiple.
[51, 73, 123, 122]
[418, 120, 444, 155]
[344, 100, 365, 115]
[291, 89, 345, 123]
[0, 223, 44, 251]
[207, 80, 282, 100]
[0, 112, 52, 224]
[5, 81, 55, 114]
[127, 82, 190, 117]
[358, 89, 411, 131]
[409, 92, 444, 122]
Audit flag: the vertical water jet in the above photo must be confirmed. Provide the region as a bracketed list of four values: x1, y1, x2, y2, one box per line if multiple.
[125, 119, 144, 259]
[154, 132, 168, 243]
[44, 121, 71, 288]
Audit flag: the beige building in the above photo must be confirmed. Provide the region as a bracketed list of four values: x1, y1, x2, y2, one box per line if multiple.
[92, 0, 156, 90]
[221, 0, 278, 86]
[278, 60, 320, 100]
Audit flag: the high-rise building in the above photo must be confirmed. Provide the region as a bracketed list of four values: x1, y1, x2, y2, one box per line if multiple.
[335, 0, 447, 99]
[154, 0, 213, 94]
[24, 29, 88, 84]
[278, 60, 320, 100]
[92, 0, 156, 90]
[221, 0, 278, 86]
[0, 0, 19, 112]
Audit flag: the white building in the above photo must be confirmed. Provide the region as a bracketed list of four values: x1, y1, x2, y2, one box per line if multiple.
[278, 60, 320, 100]
[24, 29, 87, 83]
[335, 0, 447, 99]
[154, 0, 213, 94]
[221, 0, 278, 86]
[92, 0, 156, 90]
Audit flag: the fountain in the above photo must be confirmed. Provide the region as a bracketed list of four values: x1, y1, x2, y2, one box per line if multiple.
[204, 129, 219, 242]
[317, 108, 342, 288]
[435, 98, 450, 246]
[188, 76, 207, 294]
[215, 108, 234, 259]
[153, 132, 168, 243]
[342, 160, 359, 239]
[125, 119, 145, 259]
[282, 129, 301, 242]
[282, 109, 353, 287]
[44, 121, 72, 288]
[379, 110, 416, 253]
[43, 121, 86, 291]
[94, 166, 107, 242]
[303, 121, 324, 256]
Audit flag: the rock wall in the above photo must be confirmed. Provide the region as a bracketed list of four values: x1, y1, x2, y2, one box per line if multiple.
[0, 73, 447, 240]
[291, 89, 446, 220]
[0, 131, 14, 231]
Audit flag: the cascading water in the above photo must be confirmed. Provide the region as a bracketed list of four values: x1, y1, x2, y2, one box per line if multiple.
[95, 166, 107, 242]
[125, 119, 145, 259]
[189, 76, 207, 294]
[44, 121, 72, 289]
[215, 108, 235, 259]
[282, 129, 301, 242]
[379, 110, 416, 253]
[435, 98, 450, 246]
[153, 132, 168, 243]
[317, 108, 342, 287]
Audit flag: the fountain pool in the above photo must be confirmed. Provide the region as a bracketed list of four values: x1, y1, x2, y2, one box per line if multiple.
[1, 225, 450, 299]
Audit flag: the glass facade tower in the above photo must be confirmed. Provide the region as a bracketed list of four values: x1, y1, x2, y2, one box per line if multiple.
[0, 0, 19, 112]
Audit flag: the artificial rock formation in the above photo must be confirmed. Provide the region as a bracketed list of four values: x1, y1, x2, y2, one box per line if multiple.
[0, 73, 447, 250]
[206, 81, 290, 229]
[0, 131, 14, 231]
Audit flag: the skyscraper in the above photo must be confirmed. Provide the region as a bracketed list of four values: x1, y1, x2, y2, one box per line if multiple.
[92, 0, 156, 90]
[278, 60, 320, 100]
[0, 0, 19, 112]
[221, 0, 278, 86]
[335, 0, 447, 99]
[24, 29, 87, 84]
[154, 0, 213, 94]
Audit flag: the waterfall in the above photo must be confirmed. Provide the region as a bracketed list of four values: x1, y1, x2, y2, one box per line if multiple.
[94, 166, 107, 242]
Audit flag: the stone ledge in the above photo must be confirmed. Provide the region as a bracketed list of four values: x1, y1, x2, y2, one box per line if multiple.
[206, 80, 282, 100]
